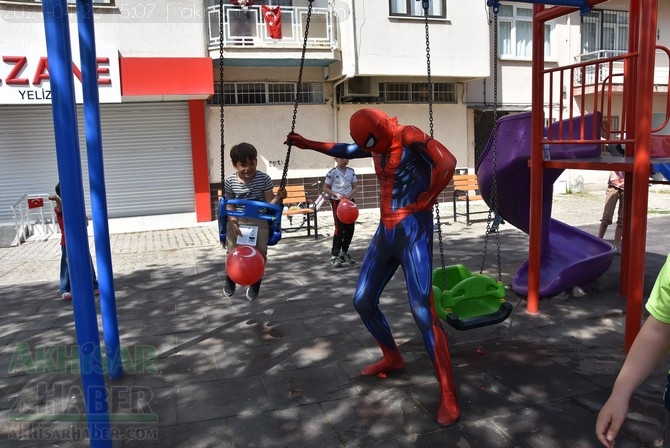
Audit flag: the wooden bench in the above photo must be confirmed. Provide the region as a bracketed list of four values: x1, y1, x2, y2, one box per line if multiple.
[452, 174, 488, 226]
[274, 185, 318, 240]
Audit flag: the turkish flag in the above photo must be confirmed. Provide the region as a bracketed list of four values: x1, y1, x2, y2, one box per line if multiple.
[27, 197, 44, 209]
[262, 6, 282, 39]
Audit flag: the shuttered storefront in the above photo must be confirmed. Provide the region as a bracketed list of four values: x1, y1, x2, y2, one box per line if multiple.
[0, 102, 194, 224]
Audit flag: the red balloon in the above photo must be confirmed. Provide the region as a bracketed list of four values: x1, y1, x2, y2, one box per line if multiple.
[337, 199, 359, 224]
[226, 245, 265, 286]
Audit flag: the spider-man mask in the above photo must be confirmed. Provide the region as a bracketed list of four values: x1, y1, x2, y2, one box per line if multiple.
[349, 109, 396, 154]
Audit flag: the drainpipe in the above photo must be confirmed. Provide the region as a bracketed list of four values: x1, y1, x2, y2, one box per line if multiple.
[350, 0, 360, 75]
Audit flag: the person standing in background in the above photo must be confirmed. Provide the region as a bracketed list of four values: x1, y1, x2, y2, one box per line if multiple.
[598, 170, 625, 253]
[323, 157, 358, 267]
[49, 182, 99, 300]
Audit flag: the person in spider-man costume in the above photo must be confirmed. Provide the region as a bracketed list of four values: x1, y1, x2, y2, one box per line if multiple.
[286, 108, 459, 426]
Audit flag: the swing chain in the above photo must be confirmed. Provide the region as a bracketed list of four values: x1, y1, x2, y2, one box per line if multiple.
[280, 0, 315, 190]
[492, 7, 502, 283]
[424, 10, 434, 139]
[423, 3, 447, 290]
[480, 6, 503, 282]
[219, 0, 226, 194]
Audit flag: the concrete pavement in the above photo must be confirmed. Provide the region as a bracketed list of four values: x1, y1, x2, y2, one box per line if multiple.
[1, 190, 669, 447]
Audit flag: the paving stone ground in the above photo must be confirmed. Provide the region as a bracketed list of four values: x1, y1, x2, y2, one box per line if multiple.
[0, 186, 669, 447]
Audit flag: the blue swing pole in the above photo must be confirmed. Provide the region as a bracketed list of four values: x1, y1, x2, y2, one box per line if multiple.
[41, 1, 112, 446]
[76, 0, 123, 381]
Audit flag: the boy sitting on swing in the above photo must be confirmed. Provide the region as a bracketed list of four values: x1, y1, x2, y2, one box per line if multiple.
[223, 142, 286, 301]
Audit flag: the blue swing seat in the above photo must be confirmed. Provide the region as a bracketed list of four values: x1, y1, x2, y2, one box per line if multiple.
[218, 198, 283, 246]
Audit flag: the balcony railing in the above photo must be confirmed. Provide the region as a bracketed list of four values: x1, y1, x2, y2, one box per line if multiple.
[574, 49, 670, 86]
[207, 4, 336, 49]
[574, 50, 627, 85]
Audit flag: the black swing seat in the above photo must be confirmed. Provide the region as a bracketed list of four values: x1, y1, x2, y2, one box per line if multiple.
[432, 264, 512, 330]
[218, 198, 283, 246]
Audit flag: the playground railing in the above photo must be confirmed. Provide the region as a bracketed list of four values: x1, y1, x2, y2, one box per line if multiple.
[545, 46, 670, 150]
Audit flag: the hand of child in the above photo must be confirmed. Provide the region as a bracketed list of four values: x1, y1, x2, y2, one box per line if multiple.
[595, 397, 628, 448]
[230, 219, 243, 237]
[276, 188, 288, 200]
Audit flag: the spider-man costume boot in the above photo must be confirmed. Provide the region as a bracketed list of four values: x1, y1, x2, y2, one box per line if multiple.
[432, 320, 460, 426]
[361, 341, 405, 376]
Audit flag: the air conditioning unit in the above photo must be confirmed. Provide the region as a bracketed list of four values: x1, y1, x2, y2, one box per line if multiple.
[342, 77, 379, 98]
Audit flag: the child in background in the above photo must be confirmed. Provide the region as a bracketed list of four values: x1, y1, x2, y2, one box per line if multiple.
[597, 170, 625, 253]
[223, 142, 286, 301]
[323, 157, 358, 267]
[49, 182, 99, 300]
[595, 252, 670, 447]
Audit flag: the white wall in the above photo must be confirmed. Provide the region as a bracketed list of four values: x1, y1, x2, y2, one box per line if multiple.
[206, 101, 471, 183]
[206, 104, 337, 184]
[1, 2, 208, 56]
[338, 0, 489, 78]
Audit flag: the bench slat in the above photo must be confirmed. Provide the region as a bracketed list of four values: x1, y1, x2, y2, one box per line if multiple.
[273, 185, 318, 239]
[452, 174, 486, 225]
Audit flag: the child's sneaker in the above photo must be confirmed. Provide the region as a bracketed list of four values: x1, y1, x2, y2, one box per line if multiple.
[330, 255, 342, 267]
[339, 252, 356, 264]
[246, 285, 259, 301]
[246, 280, 261, 301]
[223, 277, 236, 297]
[61, 292, 73, 300]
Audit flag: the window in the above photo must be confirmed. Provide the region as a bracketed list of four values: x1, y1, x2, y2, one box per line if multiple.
[379, 82, 456, 103]
[296, 83, 324, 104]
[268, 83, 295, 104]
[498, 4, 554, 59]
[432, 83, 457, 103]
[236, 83, 266, 105]
[581, 10, 628, 60]
[603, 116, 621, 137]
[381, 83, 410, 102]
[209, 82, 324, 105]
[389, 0, 445, 19]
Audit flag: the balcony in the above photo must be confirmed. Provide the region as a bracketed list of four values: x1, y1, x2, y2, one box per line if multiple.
[573, 49, 669, 88]
[206, 4, 339, 67]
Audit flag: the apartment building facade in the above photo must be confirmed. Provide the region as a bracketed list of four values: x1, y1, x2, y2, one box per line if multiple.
[0, 0, 667, 225]
[205, 0, 490, 216]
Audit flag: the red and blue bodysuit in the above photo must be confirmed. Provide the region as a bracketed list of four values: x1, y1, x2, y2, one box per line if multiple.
[287, 108, 460, 426]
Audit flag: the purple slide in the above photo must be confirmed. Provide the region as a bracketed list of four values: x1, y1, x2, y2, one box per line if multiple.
[476, 112, 615, 298]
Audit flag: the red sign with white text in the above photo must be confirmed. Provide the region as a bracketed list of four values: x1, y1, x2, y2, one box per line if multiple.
[0, 48, 121, 104]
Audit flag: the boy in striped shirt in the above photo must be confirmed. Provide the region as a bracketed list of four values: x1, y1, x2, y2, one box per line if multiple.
[223, 142, 286, 300]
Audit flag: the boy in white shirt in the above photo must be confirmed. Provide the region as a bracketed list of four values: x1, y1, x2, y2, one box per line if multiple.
[323, 157, 358, 267]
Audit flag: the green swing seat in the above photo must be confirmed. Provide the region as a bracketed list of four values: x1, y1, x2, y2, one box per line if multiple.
[432, 264, 512, 330]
